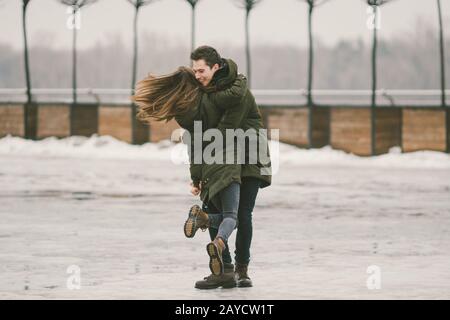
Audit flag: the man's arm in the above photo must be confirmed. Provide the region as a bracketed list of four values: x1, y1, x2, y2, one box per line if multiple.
[207, 74, 248, 108]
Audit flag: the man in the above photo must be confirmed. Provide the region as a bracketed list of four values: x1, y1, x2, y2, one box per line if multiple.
[186, 45, 271, 289]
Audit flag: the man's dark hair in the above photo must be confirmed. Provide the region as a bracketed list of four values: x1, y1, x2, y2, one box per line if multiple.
[190, 45, 222, 68]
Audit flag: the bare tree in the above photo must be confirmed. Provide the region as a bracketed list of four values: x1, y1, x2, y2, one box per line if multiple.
[22, 0, 36, 139]
[22, 0, 32, 105]
[127, 0, 158, 96]
[184, 0, 200, 55]
[233, 0, 262, 88]
[58, 0, 97, 107]
[437, 0, 446, 108]
[127, 0, 158, 144]
[365, 0, 396, 155]
[365, 0, 396, 109]
[299, 0, 331, 107]
[298, 0, 331, 149]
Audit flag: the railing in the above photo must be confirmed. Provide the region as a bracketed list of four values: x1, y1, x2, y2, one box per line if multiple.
[0, 88, 449, 106]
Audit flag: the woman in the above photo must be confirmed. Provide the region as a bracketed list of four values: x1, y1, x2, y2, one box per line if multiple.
[131, 64, 271, 282]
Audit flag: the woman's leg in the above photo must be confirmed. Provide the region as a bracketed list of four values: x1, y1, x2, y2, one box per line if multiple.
[214, 182, 240, 243]
[202, 201, 232, 265]
[203, 202, 222, 230]
[207, 182, 240, 275]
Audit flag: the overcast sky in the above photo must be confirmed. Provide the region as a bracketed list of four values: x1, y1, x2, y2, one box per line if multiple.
[0, 0, 448, 51]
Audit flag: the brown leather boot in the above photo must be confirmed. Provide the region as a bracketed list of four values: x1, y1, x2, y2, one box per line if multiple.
[184, 205, 209, 238]
[194, 263, 236, 289]
[206, 237, 226, 275]
[235, 263, 253, 287]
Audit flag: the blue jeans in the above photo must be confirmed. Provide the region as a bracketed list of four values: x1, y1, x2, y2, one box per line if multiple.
[208, 181, 240, 243]
[203, 177, 261, 265]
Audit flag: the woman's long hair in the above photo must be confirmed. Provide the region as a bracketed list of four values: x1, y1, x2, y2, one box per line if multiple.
[131, 66, 201, 122]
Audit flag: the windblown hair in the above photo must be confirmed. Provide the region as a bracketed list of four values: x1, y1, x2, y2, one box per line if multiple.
[131, 66, 201, 122]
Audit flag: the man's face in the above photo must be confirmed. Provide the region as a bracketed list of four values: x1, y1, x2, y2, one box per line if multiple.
[192, 59, 219, 87]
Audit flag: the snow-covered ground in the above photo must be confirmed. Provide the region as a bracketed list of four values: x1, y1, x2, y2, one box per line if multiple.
[0, 134, 449, 299]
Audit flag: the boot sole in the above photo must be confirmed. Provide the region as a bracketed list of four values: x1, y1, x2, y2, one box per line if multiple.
[221, 281, 237, 289]
[206, 242, 224, 276]
[184, 205, 200, 238]
[237, 280, 253, 288]
[195, 283, 220, 290]
[195, 281, 236, 290]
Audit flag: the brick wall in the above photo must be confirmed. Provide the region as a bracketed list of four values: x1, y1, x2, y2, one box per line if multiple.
[0, 104, 24, 137]
[330, 108, 372, 156]
[266, 107, 309, 147]
[99, 105, 132, 143]
[402, 108, 447, 152]
[375, 108, 402, 155]
[37, 104, 70, 138]
[311, 107, 330, 148]
[148, 118, 181, 143]
[71, 104, 98, 137]
[1, 102, 448, 155]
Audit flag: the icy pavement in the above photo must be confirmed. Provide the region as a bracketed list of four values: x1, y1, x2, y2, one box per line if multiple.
[0, 135, 449, 299]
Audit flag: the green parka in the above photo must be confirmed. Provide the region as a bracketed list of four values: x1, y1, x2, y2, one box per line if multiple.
[175, 58, 271, 204]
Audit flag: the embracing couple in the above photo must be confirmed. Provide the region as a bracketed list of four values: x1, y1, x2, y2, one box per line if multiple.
[132, 46, 272, 289]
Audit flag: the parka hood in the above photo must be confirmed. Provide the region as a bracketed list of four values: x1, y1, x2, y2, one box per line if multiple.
[203, 58, 239, 93]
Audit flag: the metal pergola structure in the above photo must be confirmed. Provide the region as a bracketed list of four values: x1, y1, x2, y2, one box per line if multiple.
[0, 88, 449, 107]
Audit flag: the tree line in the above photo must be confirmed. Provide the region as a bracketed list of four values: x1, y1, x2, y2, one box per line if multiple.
[1, 25, 448, 90]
